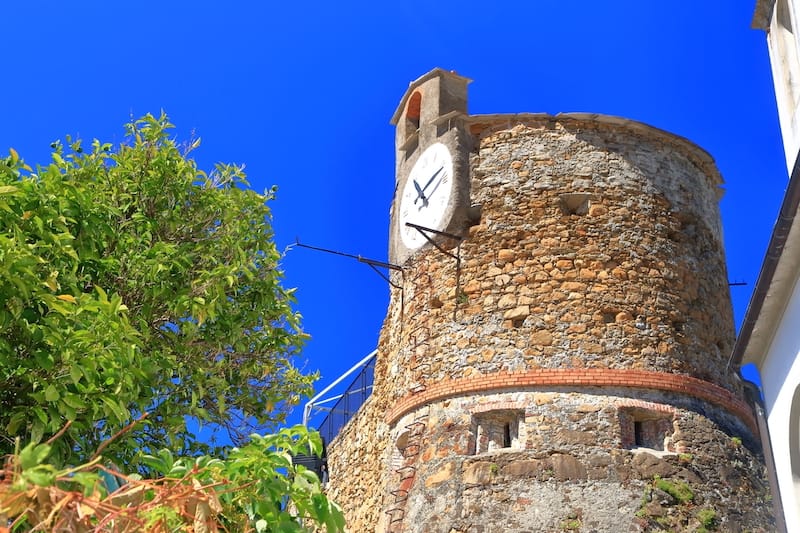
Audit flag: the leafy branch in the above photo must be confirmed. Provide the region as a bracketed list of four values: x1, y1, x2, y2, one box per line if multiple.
[0, 425, 344, 532]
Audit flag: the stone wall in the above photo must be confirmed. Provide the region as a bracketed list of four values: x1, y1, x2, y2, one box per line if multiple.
[324, 395, 391, 532]
[393, 389, 772, 532]
[324, 115, 773, 532]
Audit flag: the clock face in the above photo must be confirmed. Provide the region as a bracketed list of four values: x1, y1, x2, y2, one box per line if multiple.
[399, 142, 454, 250]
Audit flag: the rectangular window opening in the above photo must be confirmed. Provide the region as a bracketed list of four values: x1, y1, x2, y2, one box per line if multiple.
[620, 407, 674, 452]
[472, 409, 524, 454]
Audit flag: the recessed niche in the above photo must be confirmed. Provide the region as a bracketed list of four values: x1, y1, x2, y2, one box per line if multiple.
[560, 193, 591, 216]
[602, 311, 618, 324]
[467, 205, 482, 227]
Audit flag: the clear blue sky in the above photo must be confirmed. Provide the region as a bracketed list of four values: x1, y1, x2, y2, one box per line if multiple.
[1, 1, 786, 428]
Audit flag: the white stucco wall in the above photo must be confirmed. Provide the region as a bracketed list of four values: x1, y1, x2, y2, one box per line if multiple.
[760, 271, 800, 531]
[767, 0, 800, 173]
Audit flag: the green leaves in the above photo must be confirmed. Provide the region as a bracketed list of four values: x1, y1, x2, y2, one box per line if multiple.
[18, 441, 52, 470]
[205, 426, 344, 532]
[1, 426, 343, 532]
[0, 113, 315, 466]
[17, 441, 57, 486]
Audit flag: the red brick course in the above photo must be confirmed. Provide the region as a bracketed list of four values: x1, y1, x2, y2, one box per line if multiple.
[385, 368, 756, 433]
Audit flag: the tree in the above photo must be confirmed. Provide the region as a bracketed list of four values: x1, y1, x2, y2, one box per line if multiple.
[0, 113, 316, 467]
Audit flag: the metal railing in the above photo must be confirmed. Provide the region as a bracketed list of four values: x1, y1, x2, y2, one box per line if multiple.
[303, 350, 376, 444]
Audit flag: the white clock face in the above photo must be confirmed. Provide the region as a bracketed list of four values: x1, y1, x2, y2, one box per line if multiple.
[399, 142, 454, 250]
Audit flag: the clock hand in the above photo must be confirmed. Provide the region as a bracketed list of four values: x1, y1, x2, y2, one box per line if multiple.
[426, 170, 446, 201]
[421, 167, 444, 195]
[413, 179, 428, 206]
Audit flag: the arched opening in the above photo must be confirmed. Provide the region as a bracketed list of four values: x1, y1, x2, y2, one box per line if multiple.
[788, 384, 800, 519]
[405, 91, 422, 134]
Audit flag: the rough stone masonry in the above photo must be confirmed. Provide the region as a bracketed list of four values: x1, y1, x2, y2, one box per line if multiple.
[325, 110, 775, 532]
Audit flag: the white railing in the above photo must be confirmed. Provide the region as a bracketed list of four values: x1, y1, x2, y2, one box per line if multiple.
[303, 349, 377, 442]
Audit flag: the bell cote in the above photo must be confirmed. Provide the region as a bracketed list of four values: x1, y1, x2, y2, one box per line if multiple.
[390, 68, 471, 156]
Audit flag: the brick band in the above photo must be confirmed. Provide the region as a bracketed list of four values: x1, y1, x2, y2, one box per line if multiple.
[385, 368, 756, 433]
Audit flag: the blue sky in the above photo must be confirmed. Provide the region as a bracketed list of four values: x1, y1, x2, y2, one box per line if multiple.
[1, 1, 787, 428]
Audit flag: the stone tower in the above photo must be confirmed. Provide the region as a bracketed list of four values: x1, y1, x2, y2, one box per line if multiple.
[325, 69, 774, 532]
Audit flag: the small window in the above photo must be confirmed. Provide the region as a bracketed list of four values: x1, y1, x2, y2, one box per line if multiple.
[473, 410, 524, 454]
[503, 422, 512, 447]
[619, 407, 673, 451]
[634, 421, 644, 447]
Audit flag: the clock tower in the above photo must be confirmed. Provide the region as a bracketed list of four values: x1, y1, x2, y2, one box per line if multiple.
[323, 69, 774, 532]
[388, 69, 473, 265]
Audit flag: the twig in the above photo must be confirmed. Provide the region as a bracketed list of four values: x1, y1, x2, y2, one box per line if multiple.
[89, 413, 149, 461]
[45, 420, 73, 445]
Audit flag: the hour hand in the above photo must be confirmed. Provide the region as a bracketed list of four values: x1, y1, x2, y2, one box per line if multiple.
[413, 179, 428, 206]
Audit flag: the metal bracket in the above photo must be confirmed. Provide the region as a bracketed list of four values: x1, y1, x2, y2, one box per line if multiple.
[295, 239, 404, 289]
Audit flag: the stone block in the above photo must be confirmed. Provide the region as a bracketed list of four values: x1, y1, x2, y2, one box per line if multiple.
[463, 461, 496, 485]
[497, 294, 517, 309]
[551, 454, 587, 480]
[530, 330, 553, 346]
[503, 305, 529, 320]
[425, 462, 455, 488]
[498, 249, 516, 262]
[501, 459, 547, 478]
[534, 392, 556, 405]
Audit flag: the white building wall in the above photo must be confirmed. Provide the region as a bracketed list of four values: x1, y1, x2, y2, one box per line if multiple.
[760, 272, 800, 532]
[767, 0, 800, 172]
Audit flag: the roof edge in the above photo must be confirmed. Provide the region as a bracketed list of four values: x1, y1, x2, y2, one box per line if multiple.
[729, 149, 800, 369]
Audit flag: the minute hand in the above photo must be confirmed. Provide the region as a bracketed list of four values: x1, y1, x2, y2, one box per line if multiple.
[416, 167, 443, 205]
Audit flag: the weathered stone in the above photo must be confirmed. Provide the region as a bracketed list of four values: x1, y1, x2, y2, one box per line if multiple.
[495, 274, 512, 286]
[631, 452, 678, 478]
[425, 462, 455, 488]
[497, 294, 517, 309]
[498, 249, 516, 262]
[557, 429, 596, 445]
[556, 259, 574, 269]
[588, 204, 607, 216]
[462, 280, 481, 294]
[551, 454, 587, 480]
[567, 323, 587, 334]
[503, 305, 529, 320]
[615, 311, 633, 323]
[561, 281, 587, 292]
[534, 392, 556, 405]
[530, 330, 553, 346]
[463, 462, 494, 485]
[501, 459, 548, 477]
